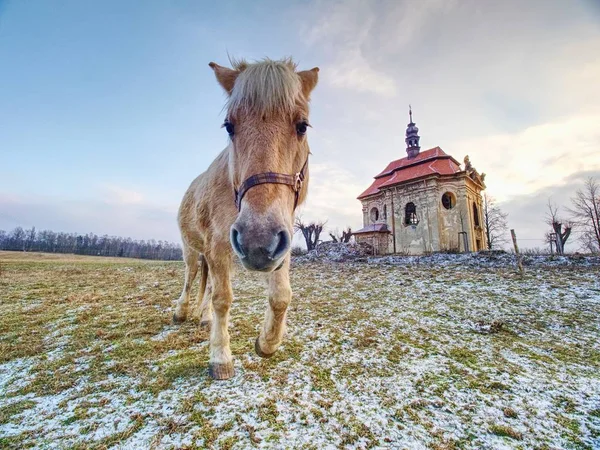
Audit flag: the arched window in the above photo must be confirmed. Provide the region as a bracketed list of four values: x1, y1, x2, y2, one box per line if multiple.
[370, 207, 379, 223]
[405, 202, 418, 226]
[473, 202, 480, 227]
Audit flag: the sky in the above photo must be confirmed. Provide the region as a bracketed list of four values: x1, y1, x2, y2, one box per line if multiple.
[1, 0, 599, 250]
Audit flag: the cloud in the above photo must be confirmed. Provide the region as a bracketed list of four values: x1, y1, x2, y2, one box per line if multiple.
[298, 162, 365, 228]
[102, 185, 144, 205]
[302, 0, 400, 96]
[450, 113, 600, 202]
[324, 49, 398, 96]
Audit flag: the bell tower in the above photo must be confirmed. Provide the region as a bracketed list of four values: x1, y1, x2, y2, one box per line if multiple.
[405, 105, 421, 159]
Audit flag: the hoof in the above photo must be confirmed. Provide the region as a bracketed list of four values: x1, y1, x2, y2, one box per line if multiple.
[255, 337, 275, 359]
[209, 362, 235, 380]
[172, 313, 186, 325]
[200, 320, 212, 330]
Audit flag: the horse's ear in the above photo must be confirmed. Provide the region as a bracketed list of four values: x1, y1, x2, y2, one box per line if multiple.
[209, 62, 239, 95]
[298, 67, 319, 99]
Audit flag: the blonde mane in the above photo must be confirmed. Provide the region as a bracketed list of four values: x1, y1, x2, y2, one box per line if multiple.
[227, 58, 301, 117]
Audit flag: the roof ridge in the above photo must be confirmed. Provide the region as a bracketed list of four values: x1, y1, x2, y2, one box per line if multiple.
[358, 146, 463, 199]
[375, 149, 453, 179]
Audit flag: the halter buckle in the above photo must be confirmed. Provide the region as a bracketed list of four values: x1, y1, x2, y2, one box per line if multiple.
[294, 173, 303, 191]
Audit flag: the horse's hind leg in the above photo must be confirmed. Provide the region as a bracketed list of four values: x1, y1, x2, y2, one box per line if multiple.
[173, 243, 199, 324]
[191, 256, 213, 329]
[198, 283, 213, 329]
[255, 256, 291, 358]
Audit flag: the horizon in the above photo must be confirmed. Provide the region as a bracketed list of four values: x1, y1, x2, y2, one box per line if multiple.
[1, 0, 599, 252]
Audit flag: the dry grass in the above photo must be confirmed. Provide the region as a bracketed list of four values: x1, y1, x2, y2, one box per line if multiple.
[0, 252, 599, 449]
[0, 250, 157, 263]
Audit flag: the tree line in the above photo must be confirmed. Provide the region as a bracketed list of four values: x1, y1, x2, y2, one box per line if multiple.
[0, 227, 183, 261]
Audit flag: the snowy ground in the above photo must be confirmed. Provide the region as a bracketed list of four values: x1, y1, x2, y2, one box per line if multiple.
[0, 251, 599, 449]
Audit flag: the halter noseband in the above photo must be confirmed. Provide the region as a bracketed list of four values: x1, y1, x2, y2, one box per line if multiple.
[234, 157, 308, 211]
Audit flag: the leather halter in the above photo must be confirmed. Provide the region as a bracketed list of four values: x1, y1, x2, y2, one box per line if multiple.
[234, 157, 308, 211]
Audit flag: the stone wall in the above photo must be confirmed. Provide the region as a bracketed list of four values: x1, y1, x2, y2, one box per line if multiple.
[353, 233, 390, 255]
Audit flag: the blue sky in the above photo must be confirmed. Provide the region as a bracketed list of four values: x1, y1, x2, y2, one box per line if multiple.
[1, 0, 600, 249]
[0, 1, 315, 200]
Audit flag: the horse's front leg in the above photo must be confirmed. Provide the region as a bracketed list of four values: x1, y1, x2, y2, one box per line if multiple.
[255, 257, 292, 358]
[206, 254, 235, 380]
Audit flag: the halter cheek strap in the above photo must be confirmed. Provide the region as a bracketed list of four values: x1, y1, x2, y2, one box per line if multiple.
[234, 157, 308, 211]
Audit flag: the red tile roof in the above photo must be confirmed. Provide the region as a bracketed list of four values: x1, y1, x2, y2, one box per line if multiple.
[358, 147, 462, 199]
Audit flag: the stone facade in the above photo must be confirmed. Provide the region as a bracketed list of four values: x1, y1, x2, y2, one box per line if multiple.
[355, 110, 486, 255]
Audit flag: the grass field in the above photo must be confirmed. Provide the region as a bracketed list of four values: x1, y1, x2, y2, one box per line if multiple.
[0, 250, 599, 449]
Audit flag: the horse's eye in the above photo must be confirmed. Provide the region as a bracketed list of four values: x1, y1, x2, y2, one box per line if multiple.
[223, 120, 234, 137]
[296, 121, 309, 136]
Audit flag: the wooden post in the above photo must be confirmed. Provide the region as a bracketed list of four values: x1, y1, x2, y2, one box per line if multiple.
[511, 229, 524, 275]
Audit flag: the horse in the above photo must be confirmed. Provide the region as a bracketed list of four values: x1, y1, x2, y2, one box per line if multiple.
[172, 58, 319, 380]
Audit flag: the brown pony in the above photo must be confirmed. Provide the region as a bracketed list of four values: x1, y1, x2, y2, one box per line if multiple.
[173, 58, 319, 380]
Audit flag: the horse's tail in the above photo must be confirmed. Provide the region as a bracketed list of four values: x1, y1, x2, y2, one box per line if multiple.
[198, 254, 209, 303]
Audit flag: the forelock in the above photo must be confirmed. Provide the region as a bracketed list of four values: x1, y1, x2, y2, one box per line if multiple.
[227, 58, 301, 117]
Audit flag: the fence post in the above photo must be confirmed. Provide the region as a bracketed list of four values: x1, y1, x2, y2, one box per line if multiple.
[458, 231, 469, 253]
[510, 229, 524, 275]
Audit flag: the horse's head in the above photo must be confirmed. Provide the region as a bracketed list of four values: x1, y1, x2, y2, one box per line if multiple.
[209, 58, 319, 272]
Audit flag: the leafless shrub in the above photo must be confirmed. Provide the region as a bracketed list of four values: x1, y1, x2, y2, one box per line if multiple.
[329, 227, 353, 243]
[290, 246, 306, 257]
[521, 247, 550, 256]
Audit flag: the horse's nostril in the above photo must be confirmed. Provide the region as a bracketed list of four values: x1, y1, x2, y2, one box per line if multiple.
[230, 227, 246, 257]
[271, 230, 290, 260]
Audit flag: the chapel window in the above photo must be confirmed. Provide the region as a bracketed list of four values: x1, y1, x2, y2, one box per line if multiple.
[473, 202, 480, 227]
[405, 202, 418, 226]
[442, 192, 456, 210]
[370, 207, 379, 223]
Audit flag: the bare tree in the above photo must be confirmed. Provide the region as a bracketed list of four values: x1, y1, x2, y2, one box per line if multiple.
[482, 194, 508, 250]
[545, 200, 572, 255]
[329, 227, 352, 243]
[24, 227, 36, 252]
[294, 217, 325, 251]
[567, 177, 600, 253]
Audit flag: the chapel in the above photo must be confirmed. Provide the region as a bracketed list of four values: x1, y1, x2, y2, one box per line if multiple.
[354, 108, 487, 255]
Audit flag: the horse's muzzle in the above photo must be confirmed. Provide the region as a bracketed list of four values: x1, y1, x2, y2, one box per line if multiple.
[230, 225, 290, 272]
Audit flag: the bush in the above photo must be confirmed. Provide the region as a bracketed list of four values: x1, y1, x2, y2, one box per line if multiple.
[290, 246, 306, 257]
